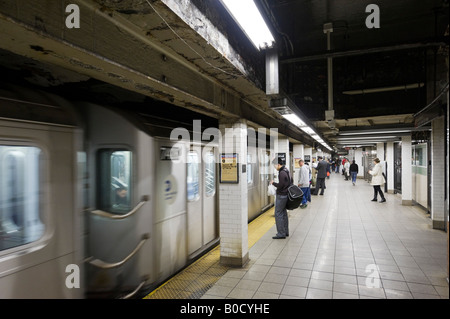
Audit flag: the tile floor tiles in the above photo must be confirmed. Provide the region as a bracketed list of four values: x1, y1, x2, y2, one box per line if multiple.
[202, 175, 449, 299]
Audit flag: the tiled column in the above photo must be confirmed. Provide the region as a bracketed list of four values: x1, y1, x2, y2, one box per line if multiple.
[431, 116, 445, 230]
[354, 148, 364, 178]
[304, 146, 313, 164]
[277, 137, 290, 167]
[218, 119, 248, 267]
[386, 142, 395, 194]
[376, 142, 385, 161]
[401, 135, 412, 205]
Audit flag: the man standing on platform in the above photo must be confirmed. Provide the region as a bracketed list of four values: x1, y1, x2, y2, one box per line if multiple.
[297, 159, 311, 208]
[313, 156, 327, 195]
[270, 157, 291, 239]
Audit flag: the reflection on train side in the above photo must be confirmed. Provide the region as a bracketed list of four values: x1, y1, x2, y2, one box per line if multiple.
[0, 146, 44, 251]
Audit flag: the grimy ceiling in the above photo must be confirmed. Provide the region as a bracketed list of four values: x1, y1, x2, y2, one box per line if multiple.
[0, 0, 448, 150]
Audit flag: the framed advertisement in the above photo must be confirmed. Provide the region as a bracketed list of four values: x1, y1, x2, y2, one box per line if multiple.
[219, 153, 239, 183]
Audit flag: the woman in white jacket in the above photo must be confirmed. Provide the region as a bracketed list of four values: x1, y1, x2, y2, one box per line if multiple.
[368, 158, 386, 203]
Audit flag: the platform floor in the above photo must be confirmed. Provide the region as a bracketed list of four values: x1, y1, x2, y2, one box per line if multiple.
[147, 173, 449, 299]
[145, 203, 276, 299]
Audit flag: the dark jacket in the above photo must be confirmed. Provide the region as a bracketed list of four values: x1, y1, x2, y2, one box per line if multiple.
[316, 160, 328, 179]
[350, 163, 359, 173]
[273, 166, 292, 195]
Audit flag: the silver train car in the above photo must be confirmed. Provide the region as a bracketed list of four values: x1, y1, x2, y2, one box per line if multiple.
[0, 83, 274, 298]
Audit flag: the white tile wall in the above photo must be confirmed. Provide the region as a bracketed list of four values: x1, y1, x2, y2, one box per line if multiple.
[431, 116, 445, 225]
[219, 121, 249, 261]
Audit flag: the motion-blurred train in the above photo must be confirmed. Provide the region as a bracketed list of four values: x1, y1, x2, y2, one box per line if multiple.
[0, 83, 274, 298]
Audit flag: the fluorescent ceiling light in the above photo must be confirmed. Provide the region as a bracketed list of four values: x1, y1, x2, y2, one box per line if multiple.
[301, 126, 316, 135]
[284, 114, 332, 151]
[220, 0, 275, 50]
[283, 114, 305, 127]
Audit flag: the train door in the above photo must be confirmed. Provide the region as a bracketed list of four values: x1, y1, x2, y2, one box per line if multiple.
[202, 147, 217, 245]
[85, 104, 153, 298]
[259, 150, 271, 209]
[154, 140, 187, 281]
[187, 146, 202, 256]
[187, 145, 217, 257]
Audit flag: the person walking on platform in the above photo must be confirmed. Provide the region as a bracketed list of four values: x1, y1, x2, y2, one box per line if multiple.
[335, 158, 341, 173]
[270, 157, 292, 239]
[297, 159, 310, 208]
[343, 159, 350, 181]
[349, 160, 359, 185]
[312, 156, 327, 195]
[369, 158, 386, 203]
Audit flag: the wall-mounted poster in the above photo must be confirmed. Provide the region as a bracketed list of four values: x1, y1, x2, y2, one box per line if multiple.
[294, 158, 301, 169]
[219, 153, 239, 183]
[304, 155, 311, 163]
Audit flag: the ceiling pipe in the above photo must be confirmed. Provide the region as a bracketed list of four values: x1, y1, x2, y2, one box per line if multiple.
[280, 39, 447, 64]
[342, 83, 425, 95]
[323, 22, 335, 129]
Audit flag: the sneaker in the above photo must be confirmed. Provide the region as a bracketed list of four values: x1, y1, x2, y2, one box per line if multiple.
[353, 182, 355, 186]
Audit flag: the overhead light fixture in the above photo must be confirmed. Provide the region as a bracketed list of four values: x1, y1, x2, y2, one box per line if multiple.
[283, 114, 332, 151]
[220, 0, 275, 50]
[283, 114, 306, 127]
[301, 126, 316, 135]
[271, 98, 333, 151]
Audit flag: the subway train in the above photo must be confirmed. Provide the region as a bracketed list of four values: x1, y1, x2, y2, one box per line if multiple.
[0, 83, 274, 298]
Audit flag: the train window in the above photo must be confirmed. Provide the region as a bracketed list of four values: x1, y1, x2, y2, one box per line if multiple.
[187, 151, 200, 201]
[0, 146, 45, 252]
[98, 150, 132, 214]
[412, 144, 427, 167]
[205, 151, 215, 197]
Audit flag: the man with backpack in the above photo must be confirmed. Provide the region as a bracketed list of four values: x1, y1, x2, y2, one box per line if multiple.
[270, 157, 292, 239]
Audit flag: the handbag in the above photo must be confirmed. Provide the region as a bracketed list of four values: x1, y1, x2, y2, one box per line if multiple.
[284, 169, 303, 210]
[268, 184, 276, 196]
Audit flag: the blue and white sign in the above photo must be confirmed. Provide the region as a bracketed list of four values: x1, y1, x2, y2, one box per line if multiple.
[163, 174, 178, 205]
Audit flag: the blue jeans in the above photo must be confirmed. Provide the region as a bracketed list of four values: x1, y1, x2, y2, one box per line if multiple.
[300, 187, 310, 205]
[351, 172, 357, 183]
[275, 195, 289, 237]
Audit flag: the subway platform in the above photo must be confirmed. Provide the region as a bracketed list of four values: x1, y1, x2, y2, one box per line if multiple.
[146, 174, 448, 299]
